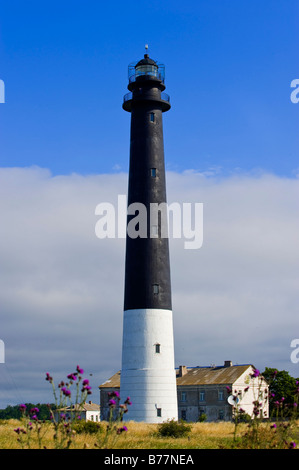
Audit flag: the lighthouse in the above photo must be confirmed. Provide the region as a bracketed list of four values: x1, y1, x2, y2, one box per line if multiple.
[120, 51, 178, 423]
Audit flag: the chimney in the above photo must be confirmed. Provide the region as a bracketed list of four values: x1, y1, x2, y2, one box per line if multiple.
[224, 361, 232, 367]
[178, 365, 187, 377]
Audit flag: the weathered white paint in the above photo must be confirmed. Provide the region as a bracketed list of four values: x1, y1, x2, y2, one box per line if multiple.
[120, 308, 178, 423]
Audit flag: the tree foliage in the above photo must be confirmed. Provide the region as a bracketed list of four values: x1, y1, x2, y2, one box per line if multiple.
[262, 368, 299, 413]
[0, 403, 56, 420]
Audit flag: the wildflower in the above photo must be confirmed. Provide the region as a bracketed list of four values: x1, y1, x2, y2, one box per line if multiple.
[117, 425, 128, 434]
[289, 441, 296, 449]
[226, 386, 232, 393]
[82, 379, 89, 386]
[19, 404, 26, 412]
[30, 407, 39, 415]
[124, 397, 132, 405]
[294, 403, 298, 408]
[67, 373, 77, 381]
[251, 369, 260, 378]
[61, 387, 71, 397]
[271, 423, 277, 429]
[45, 372, 53, 383]
[109, 399, 116, 407]
[76, 365, 84, 375]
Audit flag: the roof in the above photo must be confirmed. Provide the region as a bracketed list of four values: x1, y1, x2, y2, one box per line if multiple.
[176, 365, 251, 386]
[59, 401, 100, 412]
[99, 365, 253, 389]
[100, 371, 121, 388]
[136, 54, 157, 67]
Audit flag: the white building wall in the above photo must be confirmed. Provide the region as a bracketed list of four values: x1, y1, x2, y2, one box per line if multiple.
[86, 410, 100, 422]
[233, 366, 269, 419]
[120, 308, 178, 423]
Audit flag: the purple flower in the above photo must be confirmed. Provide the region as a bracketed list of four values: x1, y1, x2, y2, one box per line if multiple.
[76, 365, 84, 374]
[30, 407, 39, 415]
[19, 404, 26, 412]
[67, 373, 77, 381]
[117, 425, 128, 434]
[61, 387, 71, 397]
[82, 379, 89, 386]
[289, 441, 296, 449]
[251, 369, 260, 378]
[271, 423, 277, 429]
[109, 399, 116, 407]
[45, 372, 53, 382]
[124, 396, 132, 405]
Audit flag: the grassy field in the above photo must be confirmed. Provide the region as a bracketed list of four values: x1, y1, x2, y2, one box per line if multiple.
[0, 419, 273, 449]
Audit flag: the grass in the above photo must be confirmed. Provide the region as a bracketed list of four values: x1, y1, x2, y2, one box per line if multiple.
[0, 419, 251, 449]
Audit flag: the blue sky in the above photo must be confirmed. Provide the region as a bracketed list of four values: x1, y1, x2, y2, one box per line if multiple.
[1, 0, 298, 176]
[0, 1, 299, 409]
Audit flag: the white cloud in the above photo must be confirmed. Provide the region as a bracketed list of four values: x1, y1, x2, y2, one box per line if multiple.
[0, 166, 298, 407]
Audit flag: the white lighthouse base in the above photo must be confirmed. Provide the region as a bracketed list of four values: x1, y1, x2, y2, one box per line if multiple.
[120, 308, 178, 423]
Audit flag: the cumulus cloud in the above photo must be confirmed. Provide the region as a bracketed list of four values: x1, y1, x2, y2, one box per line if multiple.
[0, 166, 298, 407]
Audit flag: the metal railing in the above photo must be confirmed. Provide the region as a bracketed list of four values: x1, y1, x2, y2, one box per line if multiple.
[123, 92, 170, 104]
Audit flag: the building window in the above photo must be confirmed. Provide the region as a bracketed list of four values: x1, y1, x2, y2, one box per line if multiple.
[218, 390, 224, 401]
[157, 408, 162, 417]
[181, 392, 187, 402]
[153, 284, 159, 294]
[199, 391, 205, 402]
[150, 113, 155, 122]
[90, 415, 94, 421]
[155, 343, 160, 353]
[181, 410, 186, 420]
[151, 168, 157, 177]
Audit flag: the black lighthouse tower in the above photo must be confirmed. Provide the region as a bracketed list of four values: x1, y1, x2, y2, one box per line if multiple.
[120, 52, 178, 423]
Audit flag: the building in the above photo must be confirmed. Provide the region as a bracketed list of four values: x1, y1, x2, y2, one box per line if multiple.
[99, 362, 269, 422]
[120, 50, 178, 423]
[54, 401, 101, 422]
[176, 362, 269, 422]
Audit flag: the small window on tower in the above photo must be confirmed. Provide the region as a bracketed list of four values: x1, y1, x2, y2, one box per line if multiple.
[153, 284, 159, 294]
[157, 408, 162, 417]
[155, 343, 161, 353]
[150, 113, 155, 122]
[151, 168, 157, 177]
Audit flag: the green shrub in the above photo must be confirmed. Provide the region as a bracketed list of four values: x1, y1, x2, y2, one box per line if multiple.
[72, 420, 102, 435]
[157, 419, 191, 438]
[198, 413, 207, 422]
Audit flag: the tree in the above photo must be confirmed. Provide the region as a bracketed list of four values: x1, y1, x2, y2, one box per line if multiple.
[262, 368, 299, 415]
